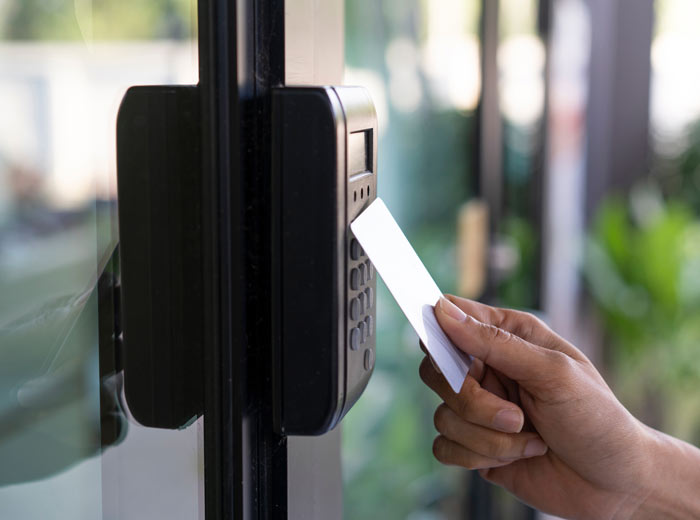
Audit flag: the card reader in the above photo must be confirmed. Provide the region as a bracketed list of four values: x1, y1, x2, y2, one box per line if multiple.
[272, 86, 378, 435]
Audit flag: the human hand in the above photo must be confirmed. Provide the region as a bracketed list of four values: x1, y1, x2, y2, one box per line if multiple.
[419, 295, 699, 519]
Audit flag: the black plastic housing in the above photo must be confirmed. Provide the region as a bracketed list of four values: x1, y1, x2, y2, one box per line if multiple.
[116, 85, 203, 429]
[272, 86, 378, 435]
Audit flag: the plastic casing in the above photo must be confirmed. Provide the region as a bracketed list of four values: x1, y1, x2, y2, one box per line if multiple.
[272, 86, 378, 435]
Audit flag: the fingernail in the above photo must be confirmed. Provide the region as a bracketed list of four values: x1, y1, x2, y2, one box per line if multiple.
[523, 439, 548, 457]
[493, 409, 523, 433]
[429, 355, 442, 374]
[437, 297, 466, 322]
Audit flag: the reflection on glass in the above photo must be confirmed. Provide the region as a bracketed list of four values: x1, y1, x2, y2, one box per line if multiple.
[0, 1, 201, 518]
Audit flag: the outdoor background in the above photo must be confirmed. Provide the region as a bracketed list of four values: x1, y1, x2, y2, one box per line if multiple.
[341, 0, 700, 519]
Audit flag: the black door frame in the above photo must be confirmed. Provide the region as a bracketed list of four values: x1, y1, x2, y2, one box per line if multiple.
[199, 0, 293, 518]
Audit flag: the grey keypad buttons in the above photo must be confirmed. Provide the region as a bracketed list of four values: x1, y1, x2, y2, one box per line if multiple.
[350, 328, 360, 350]
[349, 298, 360, 320]
[357, 292, 365, 314]
[350, 267, 359, 290]
[364, 287, 373, 309]
[364, 315, 373, 337]
[364, 348, 375, 371]
[358, 320, 367, 343]
[365, 260, 374, 280]
[350, 239, 362, 260]
[358, 263, 366, 285]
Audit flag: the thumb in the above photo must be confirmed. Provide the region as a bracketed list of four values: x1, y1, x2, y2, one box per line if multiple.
[435, 297, 555, 384]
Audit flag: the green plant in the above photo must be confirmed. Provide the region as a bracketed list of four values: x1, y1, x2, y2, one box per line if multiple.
[496, 216, 539, 309]
[584, 187, 700, 442]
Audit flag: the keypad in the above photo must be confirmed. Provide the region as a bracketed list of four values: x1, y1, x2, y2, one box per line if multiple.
[364, 316, 373, 337]
[364, 287, 373, 309]
[350, 328, 360, 351]
[357, 292, 365, 314]
[348, 232, 376, 370]
[358, 320, 367, 343]
[350, 267, 359, 290]
[364, 348, 375, 371]
[350, 239, 362, 260]
[349, 298, 360, 320]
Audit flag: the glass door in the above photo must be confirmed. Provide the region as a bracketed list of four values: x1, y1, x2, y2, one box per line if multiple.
[0, 1, 203, 518]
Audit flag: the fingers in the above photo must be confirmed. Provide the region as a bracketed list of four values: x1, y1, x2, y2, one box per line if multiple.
[445, 294, 587, 362]
[433, 404, 547, 461]
[420, 340, 486, 382]
[480, 366, 509, 401]
[434, 297, 560, 384]
[432, 436, 512, 470]
[419, 357, 525, 433]
[418, 341, 442, 375]
[444, 294, 547, 341]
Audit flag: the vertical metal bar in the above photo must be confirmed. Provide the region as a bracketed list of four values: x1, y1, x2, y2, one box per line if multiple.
[475, 0, 503, 307]
[530, 0, 553, 310]
[585, 0, 654, 220]
[467, 0, 502, 516]
[244, 0, 287, 516]
[198, 0, 239, 517]
[201, 0, 289, 516]
[478, 0, 503, 234]
[202, 0, 346, 517]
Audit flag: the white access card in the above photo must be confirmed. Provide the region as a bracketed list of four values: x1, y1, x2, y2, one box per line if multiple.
[351, 198, 471, 393]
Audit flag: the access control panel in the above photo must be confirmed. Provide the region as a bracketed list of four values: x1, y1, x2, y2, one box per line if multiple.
[272, 86, 378, 435]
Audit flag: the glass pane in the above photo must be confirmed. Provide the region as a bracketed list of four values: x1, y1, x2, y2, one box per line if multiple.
[0, 1, 201, 518]
[344, 0, 481, 517]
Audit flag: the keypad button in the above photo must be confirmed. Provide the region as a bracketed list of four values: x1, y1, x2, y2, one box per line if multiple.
[358, 263, 366, 286]
[350, 268, 359, 290]
[364, 348, 375, 371]
[350, 328, 360, 350]
[350, 239, 362, 260]
[358, 320, 367, 343]
[357, 292, 365, 314]
[349, 298, 360, 320]
[364, 316, 373, 337]
[364, 287, 373, 310]
[365, 260, 374, 280]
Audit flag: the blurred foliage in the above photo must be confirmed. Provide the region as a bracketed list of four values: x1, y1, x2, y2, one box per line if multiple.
[585, 182, 700, 443]
[657, 121, 700, 211]
[0, 0, 194, 40]
[343, 225, 465, 520]
[496, 216, 539, 308]
[342, 279, 462, 519]
[343, 1, 478, 518]
[344, 0, 543, 516]
[495, 121, 544, 310]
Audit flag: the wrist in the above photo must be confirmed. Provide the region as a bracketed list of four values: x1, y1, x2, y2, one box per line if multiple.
[632, 425, 700, 519]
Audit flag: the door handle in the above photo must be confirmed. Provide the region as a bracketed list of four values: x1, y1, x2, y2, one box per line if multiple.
[116, 85, 203, 430]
